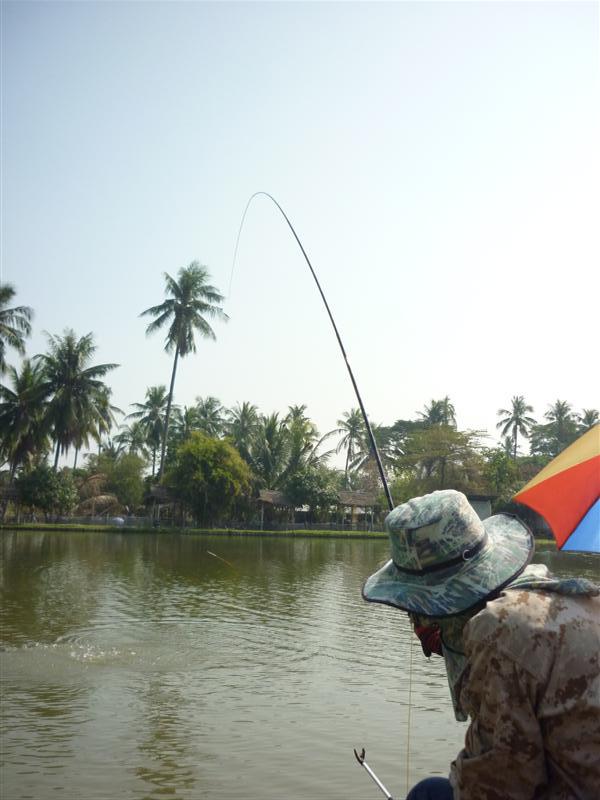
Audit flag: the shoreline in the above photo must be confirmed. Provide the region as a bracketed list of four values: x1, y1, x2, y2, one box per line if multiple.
[0, 522, 388, 539]
[0, 523, 557, 545]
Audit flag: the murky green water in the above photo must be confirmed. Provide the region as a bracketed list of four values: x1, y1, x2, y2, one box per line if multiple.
[1, 531, 597, 800]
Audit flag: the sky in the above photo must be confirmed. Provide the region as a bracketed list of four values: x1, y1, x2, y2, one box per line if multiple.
[2, 1, 599, 464]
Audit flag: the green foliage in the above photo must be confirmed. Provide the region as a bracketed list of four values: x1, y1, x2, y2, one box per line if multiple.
[395, 425, 485, 493]
[16, 465, 78, 516]
[140, 262, 228, 478]
[417, 396, 456, 427]
[84, 451, 146, 511]
[0, 283, 33, 374]
[389, 472, 424, 507]
[283, 465, 339, 519]
[496, 395, 536, 459]
[35, 329, 119, 468]
[166, 432, 251, 525]
[0, 358, 50, 476]
[225, 401, 259, 463]
[530, 400, 578, 459]
[482, 448, 520, 510]
[125, 385, 168, 477]
[577, 408, 599, 431]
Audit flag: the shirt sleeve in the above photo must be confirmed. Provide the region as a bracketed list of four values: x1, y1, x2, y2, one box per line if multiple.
[449, 634, 547, 800]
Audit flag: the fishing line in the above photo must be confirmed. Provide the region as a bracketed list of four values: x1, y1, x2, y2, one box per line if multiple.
[405, 629, 414, 796]
[206, 550, 238, 570]
[230, 194, 415, 795]
[230, 191, 394, 512]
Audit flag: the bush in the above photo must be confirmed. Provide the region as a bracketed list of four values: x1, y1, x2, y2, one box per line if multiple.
[166, 432, 251, 526]
[16, 465, 78, 517]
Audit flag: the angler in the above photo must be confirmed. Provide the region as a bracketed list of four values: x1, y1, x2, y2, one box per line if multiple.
[361, 489, 600, 800]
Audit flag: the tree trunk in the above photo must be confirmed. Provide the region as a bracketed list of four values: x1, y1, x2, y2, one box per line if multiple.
[158, 345, 180, 478]
[54, 440, 61, 470]
[344, 448, 351, 489]
[73, 448, 79, 469]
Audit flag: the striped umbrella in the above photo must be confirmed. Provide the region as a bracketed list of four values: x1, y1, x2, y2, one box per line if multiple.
[513, 424, 600, 553]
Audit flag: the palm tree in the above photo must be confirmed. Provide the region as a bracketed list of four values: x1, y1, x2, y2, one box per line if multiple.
[94, 387, 122, 458]
[249, 413, 290, 488]
[0, 284, 33, 374]
[36, 330, 119, 469]
[545, 400, 577, 451]
[71, 386, 121, 468]
[126, 385, 169, 477]
[417, 396, 456, 427]
[141, 262, 228, 478]
[285, 405, 316, 469]
[171, 405, 201, 441]
[113, 421, 150, 459]
[0, 359, 49, 476]
[577, 408, 599, 432]
[225, 401, 259, 462]
[496, 395, 536, 460]
[284, 404, 335, 477]
[195, 395, 225, 437]
[335, 408, 366, 488]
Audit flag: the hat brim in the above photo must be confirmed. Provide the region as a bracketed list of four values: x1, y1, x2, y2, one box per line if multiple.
[362, 513, 534, 617]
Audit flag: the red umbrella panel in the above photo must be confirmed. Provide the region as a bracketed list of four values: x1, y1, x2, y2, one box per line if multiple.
[513, 425, 600, 553]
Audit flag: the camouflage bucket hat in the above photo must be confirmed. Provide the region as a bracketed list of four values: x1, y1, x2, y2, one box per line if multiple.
[362, 489, 534, 617]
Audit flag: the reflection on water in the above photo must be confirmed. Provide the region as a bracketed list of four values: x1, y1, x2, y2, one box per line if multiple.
[0, 531, 597, 800]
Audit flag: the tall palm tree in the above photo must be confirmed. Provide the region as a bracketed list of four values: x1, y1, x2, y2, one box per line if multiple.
[141, 262, 228, 478]
[126, 385, 169, 477]
[195, 395, 225, 437]
[0, 284, 33, 374]
[36, 330, 119, 469]
[335, 408, 366, 487]
[496, 395, 536, 460]
[225, 401, 259, 462]
[0, 359, 49, 476]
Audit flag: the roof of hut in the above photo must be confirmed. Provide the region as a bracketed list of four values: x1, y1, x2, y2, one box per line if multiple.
[258, 488, 378, 508]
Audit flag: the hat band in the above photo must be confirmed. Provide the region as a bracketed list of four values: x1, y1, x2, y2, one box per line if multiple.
[392, 532, 488, 576]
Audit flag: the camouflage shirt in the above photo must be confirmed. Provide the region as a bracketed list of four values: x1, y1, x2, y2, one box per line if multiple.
[449, 588, 600, 800]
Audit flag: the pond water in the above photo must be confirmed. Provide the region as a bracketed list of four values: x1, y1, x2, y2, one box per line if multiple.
[1, 531, 597, 800]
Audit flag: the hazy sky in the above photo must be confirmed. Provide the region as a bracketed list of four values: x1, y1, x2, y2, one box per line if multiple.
[2, 1, 598, 460]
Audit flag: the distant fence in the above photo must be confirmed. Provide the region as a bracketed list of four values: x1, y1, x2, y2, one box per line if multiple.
[4, 514, 386, 532]
[5, 514, 154, 528]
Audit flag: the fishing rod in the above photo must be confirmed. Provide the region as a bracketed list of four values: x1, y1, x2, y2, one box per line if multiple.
[232, 192, 394, 512]
[354, 748, 397, 800]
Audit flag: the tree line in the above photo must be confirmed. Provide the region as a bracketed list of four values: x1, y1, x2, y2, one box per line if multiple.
[1, 269, 597, 526]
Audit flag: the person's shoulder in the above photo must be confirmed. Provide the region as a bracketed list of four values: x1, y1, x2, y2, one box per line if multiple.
[465, 590, 600, 679]
[466, 588, 550, 635]
[464, 591, 557, 677]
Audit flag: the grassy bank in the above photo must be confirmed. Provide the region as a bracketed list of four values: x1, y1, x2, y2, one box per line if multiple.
[0, 523, 558, 546]
[0, 522, 388, 539]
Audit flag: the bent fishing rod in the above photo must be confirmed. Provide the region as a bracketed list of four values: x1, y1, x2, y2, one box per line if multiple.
[234, 193, 402, 799]
[232, 192, 394, 513]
